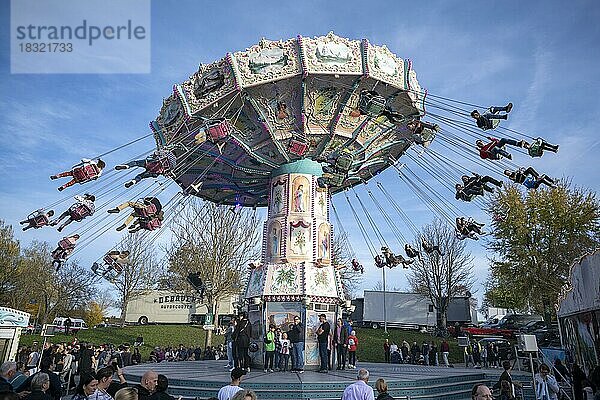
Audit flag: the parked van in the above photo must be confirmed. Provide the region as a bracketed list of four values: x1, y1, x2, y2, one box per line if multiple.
[52, 317, 88, 333]
[496, 314, 543, 330]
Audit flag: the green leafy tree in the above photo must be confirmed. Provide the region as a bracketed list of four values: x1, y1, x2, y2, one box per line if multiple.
[485, 183, 600, 317]
[0, 220, 20, 306]
[84, 302, 105, 327]
[15, 241, 95, 323]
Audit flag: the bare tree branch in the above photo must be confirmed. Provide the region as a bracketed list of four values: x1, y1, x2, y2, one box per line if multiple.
[407, 219, 475, 328]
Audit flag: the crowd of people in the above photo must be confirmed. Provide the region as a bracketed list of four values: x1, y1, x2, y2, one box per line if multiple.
[383, 338, 449, 366]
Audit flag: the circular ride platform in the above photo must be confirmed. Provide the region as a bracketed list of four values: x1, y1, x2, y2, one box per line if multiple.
[122, 360, 522, 400]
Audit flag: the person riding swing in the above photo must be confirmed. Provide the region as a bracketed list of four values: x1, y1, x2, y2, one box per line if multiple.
[470, 103, 513, 130]
[51, 194, 96, 232]
[20, 209, 55, 231]
[108, 197, 162, 232]
[51, 158, 105, 191]
[115, 150, 177, 188]
[51, 234, 80, 271]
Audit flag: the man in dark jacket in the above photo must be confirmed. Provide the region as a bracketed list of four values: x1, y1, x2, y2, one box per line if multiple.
[78, 343, 94, 376]
[288, 316, 305, 373]
[333, 318, 349, 370]
[317, 314, 331, 373]
[233, 313, 252, 372]
[134, 370, 158, 400]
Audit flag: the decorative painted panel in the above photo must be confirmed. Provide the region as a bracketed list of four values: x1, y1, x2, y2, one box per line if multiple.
[0, 307, 30, 327]
[289, 220, 311, 258]
[268, 221, 282, 258]
[270, 178, 287, 216]
[245, 267, 266, 298]
[366, 43, 406, 89]
[290, 176, 311, 214]
[317, 223, 331, 262]
[179, 57, 237, 114]
[265, 263, 303, 296]
[231, 38, 302, 88]
[304, 265, 337, 297]
[301, 32, 363, 75]
[315, 189, 328, 219]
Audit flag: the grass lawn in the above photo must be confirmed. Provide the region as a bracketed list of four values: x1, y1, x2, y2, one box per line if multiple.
[19, 325, 465, 364]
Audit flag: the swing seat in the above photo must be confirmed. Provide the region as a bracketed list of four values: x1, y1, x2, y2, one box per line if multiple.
[206, 118, 231, 141]
[58, 238, 76, 250]
[28, 212, 50, 228]
[146, 152, 176, 174]
[528, 139, 543, 157]
[327, 172, 346, 187]
[141, 217, 162, 231]
[288, 139, 308, 156]
[335, 154, 354, 172]
[72, 164, 101, 182]
[136, 203, 158, 218]
[69, 203, 93, 221]
[103, 254, 119, 266]
[52, 249, 65, 261]
[358, 91, 386, 117]
[91, 262, 100, 274]
[112, 263, 124, 274]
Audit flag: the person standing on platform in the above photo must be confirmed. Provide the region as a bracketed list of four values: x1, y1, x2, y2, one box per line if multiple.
[429, 341, 438, 366]
[217, 368, 244, 400]
[316, 314, 331, 373]
[383, 339, 390, 363]
[224, 320, 235, 371]
[263, 325, 275, 373]
[289, 316, 304, 373]
[341, 368, 375, 400]
[534, 364, 559, 400]
[347, 331, 358, 369]
[278, 332, 291, 372]
[421, 341, 430, 366]
[333, 318, 348, 370]
[440, 339, 450, 367]
[233, 314, 252, 373]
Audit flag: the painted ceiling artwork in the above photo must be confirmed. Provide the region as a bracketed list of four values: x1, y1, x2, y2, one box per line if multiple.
[151, 32, 427, 207]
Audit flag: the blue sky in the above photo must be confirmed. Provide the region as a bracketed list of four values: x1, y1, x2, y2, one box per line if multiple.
[1, 0, 599, 309]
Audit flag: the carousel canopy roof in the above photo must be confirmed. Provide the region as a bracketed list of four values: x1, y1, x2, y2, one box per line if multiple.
[151, 32, 428, 207]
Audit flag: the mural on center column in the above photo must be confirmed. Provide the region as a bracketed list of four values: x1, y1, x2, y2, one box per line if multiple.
[269, 264, 301, 294]
[291, 176, 310, 213]
[318, 223, 330, 262]
[269, 221, 282, 258]
[316, 190, 328, 218]
[271, 179, 286, 215]
[290, 220, 311, 256]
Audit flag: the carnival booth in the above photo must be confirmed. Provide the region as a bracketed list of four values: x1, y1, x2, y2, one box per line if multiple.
[557, 250, 600, 375]
[0, 307, 30, 362]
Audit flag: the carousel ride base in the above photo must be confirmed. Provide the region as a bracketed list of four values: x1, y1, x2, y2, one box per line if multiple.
[122, 360, 534, 400]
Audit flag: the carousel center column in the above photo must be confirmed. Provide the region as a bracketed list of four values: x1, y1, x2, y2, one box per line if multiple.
[244, 159, 345, 369]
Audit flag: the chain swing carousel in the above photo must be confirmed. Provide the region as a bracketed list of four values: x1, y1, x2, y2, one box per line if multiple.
[148, 32, 432, 367]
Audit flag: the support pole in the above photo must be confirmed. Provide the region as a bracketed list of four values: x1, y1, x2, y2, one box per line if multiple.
[383, 266, 388, 334]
